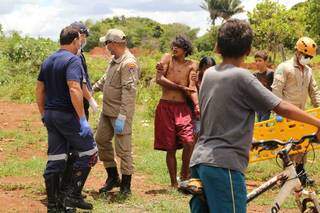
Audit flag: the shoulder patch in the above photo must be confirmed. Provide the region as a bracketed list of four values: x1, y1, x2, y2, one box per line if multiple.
[275, 66, 284, 75]
[127, 63, 136, 68]
[127, 63, 136, 72]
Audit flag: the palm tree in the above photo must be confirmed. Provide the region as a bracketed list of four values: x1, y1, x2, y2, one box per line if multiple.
[201, 0, 245, 24]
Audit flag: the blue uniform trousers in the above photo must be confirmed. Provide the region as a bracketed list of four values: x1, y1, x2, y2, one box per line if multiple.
[43, 110, 97, 178]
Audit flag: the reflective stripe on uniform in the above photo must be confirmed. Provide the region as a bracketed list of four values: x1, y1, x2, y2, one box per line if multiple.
[228, 169, 236, 213]
[48, 153, 68, 161]
[78, 146, 98, 157]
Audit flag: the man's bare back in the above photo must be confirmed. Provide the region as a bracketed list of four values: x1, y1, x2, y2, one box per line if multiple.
[158, 53, 197, 102]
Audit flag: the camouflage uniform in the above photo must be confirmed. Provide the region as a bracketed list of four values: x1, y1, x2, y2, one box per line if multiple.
[93, 49, 139, 175]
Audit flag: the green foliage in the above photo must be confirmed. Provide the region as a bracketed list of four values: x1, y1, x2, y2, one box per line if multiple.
[0, 24, 3, 36]
[194, 26, 218, 52]
[3, 32, 57, 74]
[85, 17, 200, 53]
[248, 0, 305, 52]
[83, 53, 107, 82]
[158, 23, 199, 52]
[0, 32, 57, 102]
[305, 0, 320, 45]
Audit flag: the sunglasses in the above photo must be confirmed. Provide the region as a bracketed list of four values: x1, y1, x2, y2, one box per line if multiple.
[104, 40, 113, 45]
[301, 53, 313, 59]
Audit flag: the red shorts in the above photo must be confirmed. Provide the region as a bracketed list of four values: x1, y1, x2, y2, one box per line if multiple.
[154, 99, 194, 151]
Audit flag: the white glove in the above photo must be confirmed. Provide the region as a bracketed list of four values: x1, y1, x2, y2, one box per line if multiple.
[89, 97, 99, 113]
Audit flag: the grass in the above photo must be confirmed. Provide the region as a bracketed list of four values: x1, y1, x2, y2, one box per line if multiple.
[2, 53, 320, 212]
[2, 104, 320, 212]
[0, 104, 189, 212]
[0, 157, 45, 178]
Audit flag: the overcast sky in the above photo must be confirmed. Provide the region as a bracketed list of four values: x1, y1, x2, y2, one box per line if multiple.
[0, 0, 304, 40]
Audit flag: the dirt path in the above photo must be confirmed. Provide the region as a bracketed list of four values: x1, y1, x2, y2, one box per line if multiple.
[0, 100, 296, 212]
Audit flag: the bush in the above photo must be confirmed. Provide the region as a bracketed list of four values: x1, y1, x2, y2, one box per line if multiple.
[136, 84, 161, 118]
[0, 32, 57, 102]
[4, 32, 57, 75]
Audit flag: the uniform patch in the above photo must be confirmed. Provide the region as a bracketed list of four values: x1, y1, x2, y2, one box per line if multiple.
[127, 63, 136, 72]
[275, 67, 284, 75]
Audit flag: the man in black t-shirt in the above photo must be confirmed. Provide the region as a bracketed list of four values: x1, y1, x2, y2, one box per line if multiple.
[253, 50, 274, 121]
[70, 21, 98, 119]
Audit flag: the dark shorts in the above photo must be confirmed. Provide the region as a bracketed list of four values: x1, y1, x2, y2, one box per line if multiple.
[154, 99, 194, 151]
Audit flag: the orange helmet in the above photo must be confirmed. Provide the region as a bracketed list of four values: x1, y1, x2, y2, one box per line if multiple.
[295, 37, 317, 57]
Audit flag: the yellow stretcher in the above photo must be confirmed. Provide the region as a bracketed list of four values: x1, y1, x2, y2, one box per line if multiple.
[250, 108, 320, 163]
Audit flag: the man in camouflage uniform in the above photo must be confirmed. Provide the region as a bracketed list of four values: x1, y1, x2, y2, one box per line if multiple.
[93, 29, 139, 195]
[272, 36, 320, 186]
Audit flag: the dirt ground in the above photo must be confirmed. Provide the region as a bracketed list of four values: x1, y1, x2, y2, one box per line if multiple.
[0, 100, 297, 212]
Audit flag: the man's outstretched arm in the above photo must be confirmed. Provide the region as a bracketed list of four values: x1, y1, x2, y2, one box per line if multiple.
[273, 100, 320, 138]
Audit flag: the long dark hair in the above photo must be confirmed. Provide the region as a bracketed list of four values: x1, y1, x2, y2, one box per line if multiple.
[198, 56, 216, 83]
[171, 35, 193, 57]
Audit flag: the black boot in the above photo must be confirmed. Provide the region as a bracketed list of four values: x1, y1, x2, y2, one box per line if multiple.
[120, 175, 132, 196]
[44, 173, 63, 213]
[60, 153, 76, 193]
[64, 167, 93, 210]
[296, 164, 315, 187]
[99, 167, 120, 193]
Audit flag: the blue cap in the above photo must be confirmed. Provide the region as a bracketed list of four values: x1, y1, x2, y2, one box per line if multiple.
[70, 22, 89, 36]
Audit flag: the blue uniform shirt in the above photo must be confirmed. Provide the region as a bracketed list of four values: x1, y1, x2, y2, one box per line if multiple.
[38, 49, 84, 112]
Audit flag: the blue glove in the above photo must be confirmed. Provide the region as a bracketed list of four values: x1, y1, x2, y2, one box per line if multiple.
[115, 115, 126, 134]
[276, 115, 283, 122]
[79, 116, 92, 137]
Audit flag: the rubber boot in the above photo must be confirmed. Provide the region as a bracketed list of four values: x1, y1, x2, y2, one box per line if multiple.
[45, 173, 63, 213]
[64, 167, 93, 210]
[296, 163, 315, 187]
[99, 167, 120, 193]
[59, 153, 77, 213]
[120, 175, 132, 196]
[60, 153, 87, 199]
[60, 153, 76, 193]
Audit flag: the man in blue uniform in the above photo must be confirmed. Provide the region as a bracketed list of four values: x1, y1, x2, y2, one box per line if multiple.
[58, 22, 98, 207]
[36, 26, 98, 212]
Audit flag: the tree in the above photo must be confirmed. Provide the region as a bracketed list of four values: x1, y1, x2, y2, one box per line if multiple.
[84, 17, 199, 52]
[159, 23, 199, 52]
[0, 24, 3, 37]
[248, 0, 305, 62]
[153, 26, 163, 38]
[304, 0, 320, 45]
[201, 0, 244, 24]
[194, 26, 218, 52]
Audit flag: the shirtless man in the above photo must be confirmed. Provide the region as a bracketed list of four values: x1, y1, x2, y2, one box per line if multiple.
[154, 35, 199, 187]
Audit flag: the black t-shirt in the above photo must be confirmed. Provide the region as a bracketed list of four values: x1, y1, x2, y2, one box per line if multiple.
[37, 49, 84, 112]
[253, 69, 274, 91]
[79, 51, 92, 91]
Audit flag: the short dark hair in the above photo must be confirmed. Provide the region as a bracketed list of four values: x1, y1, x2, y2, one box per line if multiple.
[59, 26, 79, 45]
[254, 50, 268, 61]
[171, 35, 193, 57]
[199, 56, 216, 72]
[217, 19, 253, 58]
